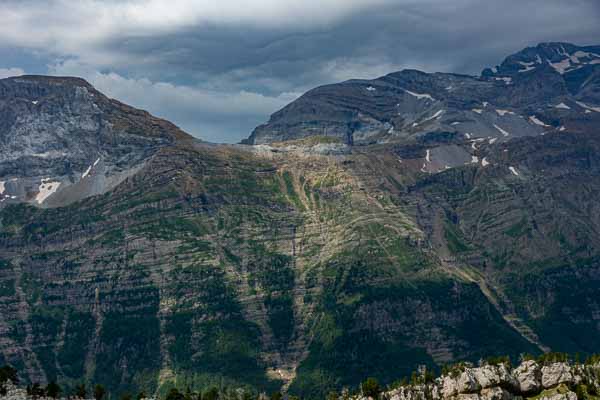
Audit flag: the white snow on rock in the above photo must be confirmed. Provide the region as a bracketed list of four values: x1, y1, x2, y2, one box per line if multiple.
[518, 61, 536, 72]
[489, 137, 498, 144]
[509, 166, 520, 176]
[494, 124, 510, 137]
[529, 116, 551, 127]
[366, 86, 377, 92]
[482, 158, 490, 167]
[405, 89, 435, 101]
[35, 179, 61, 204]
[496, 109, 514, 116]
[81, 165, 93, 179]
[472, 108, 483, 114]
[425, 149, 431, 163]
[32, 100, 38, 105]
[0, 181, 4, 195]
[471, 156, 479, 164]
[422, 109, 444, 123]
[576, 101, 600, 113]
[494, 77, 512, 84]
[555, 102, 571, 110]
[451, 121, 461, 126]
[559, 126, 566, 131]
[82, 158, 101, 179]
[483, 101, 489, 107]
[465, 133, 472, 139]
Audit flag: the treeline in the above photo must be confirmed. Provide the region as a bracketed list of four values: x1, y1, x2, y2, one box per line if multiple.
[2, 352, 600, 400]
[1, 366, 107, 400]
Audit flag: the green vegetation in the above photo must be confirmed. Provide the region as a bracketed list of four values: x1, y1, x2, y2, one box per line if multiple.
[361, 377, 381, 399]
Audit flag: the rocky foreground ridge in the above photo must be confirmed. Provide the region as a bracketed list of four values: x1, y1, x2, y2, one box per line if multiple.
[2, 357, 600, 400]
[358, 357, 600, 400]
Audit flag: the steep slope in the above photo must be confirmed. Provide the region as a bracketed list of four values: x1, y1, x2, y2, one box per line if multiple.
[0, 139, 539, 398]
[1, 42, 600, 400]
[0, 76, 192, 208]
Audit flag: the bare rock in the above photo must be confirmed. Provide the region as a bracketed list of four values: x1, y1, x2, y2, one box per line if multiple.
[441, 370, 481, 397]
[541, 363, 576, 389]
[472, 364, 518, 390]
[512, 360, 542, 394]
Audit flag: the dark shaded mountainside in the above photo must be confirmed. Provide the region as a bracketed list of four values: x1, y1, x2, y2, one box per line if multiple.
[0, 42, 599, 399]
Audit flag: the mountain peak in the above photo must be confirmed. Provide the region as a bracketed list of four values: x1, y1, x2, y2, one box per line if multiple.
[482, 42, 600, 77]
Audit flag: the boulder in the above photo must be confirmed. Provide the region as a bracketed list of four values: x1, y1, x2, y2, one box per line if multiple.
[512, 360, 542, 394]
[480, 387, 514, 400]
[473, 364, 518, 391]
[441, 370, 481, 397]
[541, 363, 576, 388]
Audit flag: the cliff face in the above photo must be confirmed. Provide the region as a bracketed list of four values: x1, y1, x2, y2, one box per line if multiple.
[0, 43, 600, 400]
[0, 76, 191, 208]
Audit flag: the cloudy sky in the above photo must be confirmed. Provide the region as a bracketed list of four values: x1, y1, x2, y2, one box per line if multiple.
[1, 0, 599, 142]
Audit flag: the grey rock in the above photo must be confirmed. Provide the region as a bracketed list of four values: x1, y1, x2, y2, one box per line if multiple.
[513, 360, 542, 394]
[541, 363, 576, 389]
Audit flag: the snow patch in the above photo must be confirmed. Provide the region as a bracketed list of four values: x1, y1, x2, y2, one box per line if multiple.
[472, 108, 483, 114]
[518, 61, 536, 72]
[489, 137, 498, 144]
[366, 86, 376, 92]
[82, 157, 101, 179]
[483, 101, 489, 107]
[559, 126, 566, 132]
[465, 133, 472, 139]
[32, 100, 38, 105]
[529, 115, 551, 127]
[509, 166, 520, 176]
[0, 181, 4, 195]
[496, 109, 514, 116]
[576, 101, 600, 113]
[494, 77, 512, 85]
[493, 124, 510, 137]
[451, 121, 460, 126]
[405, 89, 435, 101]
[35, 179, 61, 204]
[425, 149, 431, 163]
[471, 156, 479, 164]
[555, 102, 571, 110]
[482, 158, 490, 167]
[421, 109, 444, 123]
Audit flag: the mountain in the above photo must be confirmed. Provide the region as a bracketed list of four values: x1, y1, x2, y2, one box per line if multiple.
[246, 42, 600, 153]
[0, 76, 191, 208]
[0, 43, 600, 400]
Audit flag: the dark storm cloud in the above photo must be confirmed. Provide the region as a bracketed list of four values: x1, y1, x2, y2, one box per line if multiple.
[0, 0, 599, 142]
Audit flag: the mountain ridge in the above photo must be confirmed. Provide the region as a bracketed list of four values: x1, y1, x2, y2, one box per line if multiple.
[0, 42, 599, 399]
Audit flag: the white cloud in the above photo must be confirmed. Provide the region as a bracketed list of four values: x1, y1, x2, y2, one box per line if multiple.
[0, 68, 25, 79]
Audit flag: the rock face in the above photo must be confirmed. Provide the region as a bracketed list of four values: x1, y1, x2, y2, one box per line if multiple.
[1, 43, 600, 400]
[369, 361, 599, 400]
[0, 75, 191, 208]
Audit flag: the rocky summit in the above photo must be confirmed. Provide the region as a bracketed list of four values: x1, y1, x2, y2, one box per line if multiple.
[0, 42, 600, 400]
